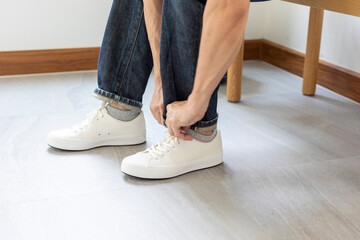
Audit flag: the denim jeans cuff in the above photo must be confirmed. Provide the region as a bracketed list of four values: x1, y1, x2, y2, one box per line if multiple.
[93, 88, 142, 112]
[192, 115, 218, 132]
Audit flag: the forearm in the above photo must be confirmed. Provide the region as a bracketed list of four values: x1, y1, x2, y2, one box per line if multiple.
[143, 0, 163, 87]
[189, 0, 250, 106]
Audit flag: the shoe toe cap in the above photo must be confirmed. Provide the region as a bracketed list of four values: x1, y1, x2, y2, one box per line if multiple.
[46, 128, 80, 148]
[121, 152, 152, 173]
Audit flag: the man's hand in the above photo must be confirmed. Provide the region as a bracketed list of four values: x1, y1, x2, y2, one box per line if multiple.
[165, 95, 209, 140]
[150, 85, 164, 125]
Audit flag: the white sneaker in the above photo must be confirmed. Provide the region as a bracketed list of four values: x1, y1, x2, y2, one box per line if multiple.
[47, 103, 146, 150]
[121, 130, 223, 179]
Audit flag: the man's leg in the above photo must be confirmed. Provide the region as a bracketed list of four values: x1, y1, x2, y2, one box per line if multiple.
[160, 0, 219, 134]
[95, 0, 153, 110]
[121, 0, 223, 179]
[164, 0, 249, 139]
[47, 0, 153, 150]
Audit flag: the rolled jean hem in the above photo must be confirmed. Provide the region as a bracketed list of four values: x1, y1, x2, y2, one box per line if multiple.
[193, 116, 218, 132]
[93, 88, 142, 112]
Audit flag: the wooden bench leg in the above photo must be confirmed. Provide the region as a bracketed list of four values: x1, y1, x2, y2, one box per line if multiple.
[302, 7, 324, 96]
[227, 39, 245, 102]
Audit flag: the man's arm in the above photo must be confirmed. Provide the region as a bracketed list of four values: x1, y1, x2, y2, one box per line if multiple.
[143, 0, 164, 125]
[166, 0, 250, 139]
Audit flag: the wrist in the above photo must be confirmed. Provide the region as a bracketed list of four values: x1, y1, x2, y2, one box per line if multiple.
[154, 75, 162, 88]
[188, 91, 210, 109]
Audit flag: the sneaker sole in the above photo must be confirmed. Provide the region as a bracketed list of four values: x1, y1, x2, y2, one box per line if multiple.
[121, 151, 223, 179]
[47, 131, 146, 151]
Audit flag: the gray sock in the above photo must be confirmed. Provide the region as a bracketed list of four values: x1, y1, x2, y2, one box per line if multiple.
[105, 103, 140, 121]
[185, 129, 217, 143]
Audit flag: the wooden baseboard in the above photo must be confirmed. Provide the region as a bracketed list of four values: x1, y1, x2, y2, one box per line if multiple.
[0, 47, 100, 76]
[260, 39, 360, 103]
[0, 40, 359, 103]
[261, 40, 304, 77]
[0, 41, 259, 77]
[244, 39, 262, 60]
[318, 61, 360, 103]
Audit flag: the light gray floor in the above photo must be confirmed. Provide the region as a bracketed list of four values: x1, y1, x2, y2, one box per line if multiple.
[0, 61, 360, 240]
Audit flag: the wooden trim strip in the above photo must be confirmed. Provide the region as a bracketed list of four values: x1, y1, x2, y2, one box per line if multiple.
[0, 47, 100, 76]
[243, 39, 262, 60]
[261, 40, 304, 77]
[0, 41, 260, 77]
[260, 39, 360, 103]
[318, 61, 360, 103]
[0, 40, 359, 103]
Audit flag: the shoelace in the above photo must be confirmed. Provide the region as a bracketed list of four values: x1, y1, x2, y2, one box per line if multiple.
[146, 135, 180, 159]
[72, 104, 106, 131]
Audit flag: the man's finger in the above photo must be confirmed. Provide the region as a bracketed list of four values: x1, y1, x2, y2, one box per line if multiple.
[173, 126, 181, 138]
[181, 133, 193, 141]
[156, 110, 162, 125]
[168, 127, 174, 137]
[152, 109, 161, 125]
[180, 126, 190, 132]
[160, 109, 164, 126]
[157, 116, 162, 125]
[178, 127, 193, 141]
[166, 119, 174, 136]
[166, 104, 172, 112]
[176, 130, 193, 141]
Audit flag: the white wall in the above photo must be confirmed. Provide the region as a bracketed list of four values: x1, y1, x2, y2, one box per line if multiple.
[1, 0, 359, 73]
[0, 0, 113, 51]
[0, 0, 266, 51]
[264, 0, 360, 72]
[245, 2, 268, 39]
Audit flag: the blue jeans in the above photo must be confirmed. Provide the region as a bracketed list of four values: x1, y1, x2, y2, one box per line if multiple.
[94, 0, 219, 130]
